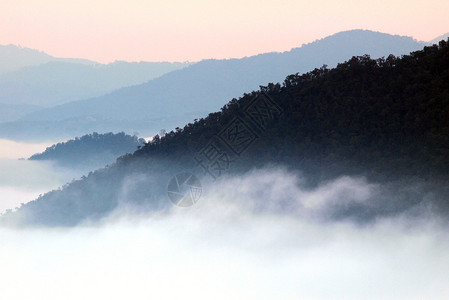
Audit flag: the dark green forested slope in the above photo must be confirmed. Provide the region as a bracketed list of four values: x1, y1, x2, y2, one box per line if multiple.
[4, 40, 449, 226]
[133, 39, 449, 181]
[29, 132, 145, 168]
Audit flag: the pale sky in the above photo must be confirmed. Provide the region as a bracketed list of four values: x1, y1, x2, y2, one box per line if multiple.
[0, 0, 448, 63]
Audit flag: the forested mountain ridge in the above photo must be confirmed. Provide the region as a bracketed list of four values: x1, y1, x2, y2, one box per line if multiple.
[29, 132, 145, 169]
[3, 40, 449, 226]
[132, 39, 449, 182]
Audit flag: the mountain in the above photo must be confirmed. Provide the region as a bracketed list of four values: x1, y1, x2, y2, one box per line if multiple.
[29, 132, 145, 170]
[429, 32, 449, 45]
[3, 40, 449, 227]
[0, 103, 43, 123]
[0, 30, 426, 141]
[0, 44, 94, 75]
[0, 44, 190, 123]
[0, 60, 190, 108]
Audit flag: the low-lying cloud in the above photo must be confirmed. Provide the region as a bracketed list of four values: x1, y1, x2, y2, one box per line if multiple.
[0, 158, 87, 213]
[0, 138, 90, 213]
[1, 167, 448, 299]
[0, 138, 54, 160]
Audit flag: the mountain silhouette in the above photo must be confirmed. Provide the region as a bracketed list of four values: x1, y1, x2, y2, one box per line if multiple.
[0, 30, 426, 141]
[29, 132, 145, 170]
[0, 44, 94, 75]
[429, 32, 449, 45]
[0, 60, 190, 108]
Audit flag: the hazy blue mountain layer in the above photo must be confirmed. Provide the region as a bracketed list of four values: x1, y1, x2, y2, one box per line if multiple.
[0, 30, 426, 141]
[0, 60, 190, 108]
[0, 44, 94, 75]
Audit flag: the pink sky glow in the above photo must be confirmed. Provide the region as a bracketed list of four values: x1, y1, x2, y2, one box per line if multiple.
[0, 0, 448, 63]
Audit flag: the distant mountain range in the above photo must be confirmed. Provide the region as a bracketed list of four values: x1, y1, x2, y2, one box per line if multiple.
[3, 40, 449, 226]
[0, 60, 190, 108]
[0, 103, 43, 123]
[0, 44, 190, 123]
[0, 30, 430, 141]
[429, 32, 449, 45]
[0, 44, 94, 75]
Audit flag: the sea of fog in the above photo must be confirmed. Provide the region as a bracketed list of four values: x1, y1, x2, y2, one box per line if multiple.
[0, 139, 87, 213]
[1, 139, 449, 299]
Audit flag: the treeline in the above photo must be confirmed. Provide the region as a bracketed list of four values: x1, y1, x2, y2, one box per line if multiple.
[132, 39, 449, 182]
[30, 132, 145, 168]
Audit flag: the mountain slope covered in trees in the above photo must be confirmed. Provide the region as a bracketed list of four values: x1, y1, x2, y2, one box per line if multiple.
[3, 40, 449, 226]
[29, 132, 145, 169]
